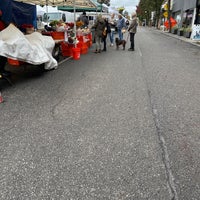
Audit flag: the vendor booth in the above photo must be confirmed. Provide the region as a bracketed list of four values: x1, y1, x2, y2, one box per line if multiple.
[0, 0, 96, 72]
[0, 0, 58, 70]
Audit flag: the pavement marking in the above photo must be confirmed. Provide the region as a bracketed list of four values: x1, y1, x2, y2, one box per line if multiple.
[138, 47, 142, 57]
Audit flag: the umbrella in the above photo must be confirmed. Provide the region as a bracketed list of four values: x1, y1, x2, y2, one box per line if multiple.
[164, 17, 177, 29]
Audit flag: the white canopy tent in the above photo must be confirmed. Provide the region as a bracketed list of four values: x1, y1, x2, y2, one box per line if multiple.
[15, 0, 97, 45]
[14, 0, 97, 8]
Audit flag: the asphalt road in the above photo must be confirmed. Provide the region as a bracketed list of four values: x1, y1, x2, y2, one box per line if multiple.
[0, 27, 200, 200]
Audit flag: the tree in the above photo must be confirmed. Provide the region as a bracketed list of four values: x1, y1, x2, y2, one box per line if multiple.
[97, 0, 110, 12]
[97, 0, 110, 6]
[137, 0, 163, 27]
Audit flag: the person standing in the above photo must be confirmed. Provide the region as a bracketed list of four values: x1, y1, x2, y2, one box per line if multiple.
[117, 14, 125, 40]
[102, 18, 110, 51]
[79, 11, 89, 27]
[127, 12, 138, 51]
[108, 13, 116, 46]
[92, 14, 106, 53]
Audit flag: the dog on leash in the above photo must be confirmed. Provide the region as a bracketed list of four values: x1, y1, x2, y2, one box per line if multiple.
[115, 37, 126, 50]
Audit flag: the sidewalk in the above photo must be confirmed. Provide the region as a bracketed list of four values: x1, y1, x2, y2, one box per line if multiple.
[153, 28, 200, 48]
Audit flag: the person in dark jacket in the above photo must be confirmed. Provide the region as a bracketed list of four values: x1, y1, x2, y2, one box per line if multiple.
[79, 11, 89, 27]
[102, 18, 110, 51]
[127, 12, 138, 51]
[92, 14, 106, 53]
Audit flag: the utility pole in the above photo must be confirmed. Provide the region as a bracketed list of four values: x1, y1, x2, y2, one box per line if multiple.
[167, 0, 171, 32]
[155, 0, 158, 28]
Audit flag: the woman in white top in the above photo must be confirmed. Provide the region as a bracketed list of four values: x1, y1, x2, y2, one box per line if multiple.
[108, 13, 116, 46]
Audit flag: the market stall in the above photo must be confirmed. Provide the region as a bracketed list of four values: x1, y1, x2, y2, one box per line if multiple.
[0, 0, 96, 70]
[0, 23, 57, 70]
[15, 0, 97, 60]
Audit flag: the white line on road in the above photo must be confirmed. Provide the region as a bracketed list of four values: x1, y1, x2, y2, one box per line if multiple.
[138, 47, 142, 57]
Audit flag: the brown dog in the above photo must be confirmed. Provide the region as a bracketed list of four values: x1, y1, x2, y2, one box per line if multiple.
[115, 38, 126, 50]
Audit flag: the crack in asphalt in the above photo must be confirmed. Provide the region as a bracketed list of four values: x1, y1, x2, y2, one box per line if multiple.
[149, 94, 178, 200]
[139, 47, 178, 200]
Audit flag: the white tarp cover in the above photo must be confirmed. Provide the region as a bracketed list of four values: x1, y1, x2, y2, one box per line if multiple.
[0, 24, 57, 70]
[14, 0, 97, 8]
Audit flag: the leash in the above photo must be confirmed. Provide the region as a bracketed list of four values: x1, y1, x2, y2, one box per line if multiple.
[126, 32, 130, 42]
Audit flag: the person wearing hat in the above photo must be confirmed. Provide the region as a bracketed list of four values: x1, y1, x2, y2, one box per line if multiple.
[127, 12, 138, 51]
[0, 10, 10, 77]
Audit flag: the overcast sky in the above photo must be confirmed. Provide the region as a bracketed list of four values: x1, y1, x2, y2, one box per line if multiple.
[110, 0, 140, 14]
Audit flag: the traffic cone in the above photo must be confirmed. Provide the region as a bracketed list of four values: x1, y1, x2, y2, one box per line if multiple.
[0, 92, 3, 103]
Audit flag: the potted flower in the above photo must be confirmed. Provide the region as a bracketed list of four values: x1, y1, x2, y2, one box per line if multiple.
[177, 27, 184, 36]
[183, 27, 192, 38]
[171, 25, 178, 34]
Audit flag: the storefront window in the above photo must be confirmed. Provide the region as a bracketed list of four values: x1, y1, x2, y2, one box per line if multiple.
[195, 1, 200, 24]
[183, 10, 193, 27]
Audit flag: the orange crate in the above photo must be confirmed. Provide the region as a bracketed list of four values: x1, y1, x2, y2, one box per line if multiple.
[7, 58, 24, 66]
[51, 32, 64, 40]
[61, 42, 73, 57]
[61, 42, 73, 50]
[62, 49, 73, 57]
[77, 35, 83, 42]
[77, 41, 83, 48]
[81, 46, 88, 54]
[88, 33, 92, 40]
[86, 40, 92, 48]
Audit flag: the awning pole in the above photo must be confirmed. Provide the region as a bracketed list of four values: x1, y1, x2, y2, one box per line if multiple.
[73, 0, 77, 47]
[46, 0, 48, 24]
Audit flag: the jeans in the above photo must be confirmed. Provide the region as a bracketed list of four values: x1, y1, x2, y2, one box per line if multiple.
[102, 36, 107, 50]
[109, 30, 115, 44]
[118, 29, 123, 40]
[95, 35, 102, 51]
[130, 32, 135, 50]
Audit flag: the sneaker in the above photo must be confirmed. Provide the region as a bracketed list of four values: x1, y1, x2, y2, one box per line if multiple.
[111, 43, 114, 47]
[128, 48, 134, 51]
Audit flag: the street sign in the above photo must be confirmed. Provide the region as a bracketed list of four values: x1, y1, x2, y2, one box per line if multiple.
[163, 11, 168, 18]
[164, 3, 168, 11]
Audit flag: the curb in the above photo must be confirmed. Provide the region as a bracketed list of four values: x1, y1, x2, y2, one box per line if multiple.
[152, 28, 200, 48]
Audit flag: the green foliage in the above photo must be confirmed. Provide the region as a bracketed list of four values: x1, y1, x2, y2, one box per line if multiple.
[97, 0, 110, 6]
[137, 0, 163, 26]
[171, 25, 178, 31]
[49, 20, 59, 27]
[183, 27, 192, 33]
[178, 27, 184, 31]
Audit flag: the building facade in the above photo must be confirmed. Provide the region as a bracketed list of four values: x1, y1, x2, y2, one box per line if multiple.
[171, 0, 200, 39]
